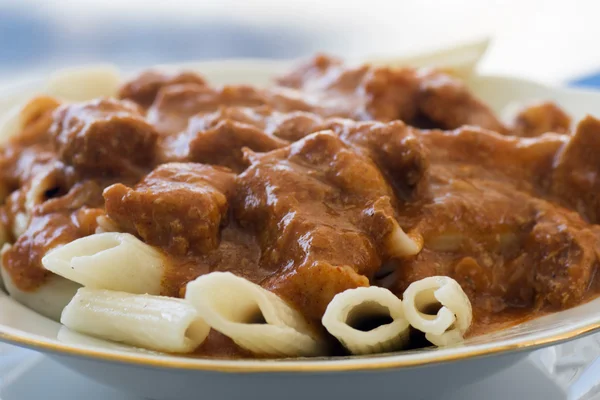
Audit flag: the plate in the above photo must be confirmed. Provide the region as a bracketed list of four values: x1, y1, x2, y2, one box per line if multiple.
[1, 60, 600, 400]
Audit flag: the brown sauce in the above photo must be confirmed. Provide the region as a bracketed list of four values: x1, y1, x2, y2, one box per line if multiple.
[2, 57, 600, 358]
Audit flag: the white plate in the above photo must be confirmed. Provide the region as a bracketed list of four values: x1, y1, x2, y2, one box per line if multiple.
[1, 60, 600, 400]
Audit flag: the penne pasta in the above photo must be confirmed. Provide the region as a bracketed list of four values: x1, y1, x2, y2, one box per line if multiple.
[386, 221, 423, 257]
[61, 288, 209, 353]
[366, 37, 490, 78]
[44, 65, 121, 102]
[94, 215, 119, 234]
[322, 286, 410, 355]
[186, 272, 325, 357]
[57, 326, 162, 355]
[1, 244, 81, 321]
[42, 232, 166, 295]
[0, 95, 60, 145]
[402, 276, 472, 346]
[25, 167, 59, 215]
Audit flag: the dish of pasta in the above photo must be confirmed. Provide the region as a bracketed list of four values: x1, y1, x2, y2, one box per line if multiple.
[0, 54, 598, 360]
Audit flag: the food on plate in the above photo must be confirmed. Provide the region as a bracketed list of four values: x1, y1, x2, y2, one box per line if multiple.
[321, 286, 410, 355]
[0, 54, 599, 359]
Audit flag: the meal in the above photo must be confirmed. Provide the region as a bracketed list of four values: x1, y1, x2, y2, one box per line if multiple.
[0, 54, 598, 359]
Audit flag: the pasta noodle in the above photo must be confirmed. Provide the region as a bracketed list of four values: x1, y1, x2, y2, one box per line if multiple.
[25, 167, 59, 215]
[57, 326, 161, 354]
[402, 276, 472, 346]
[1, 244, 81, 321]
[61, 288, 209, 353]
[0, 95, 60, 145]
[322, 286, 410, 355]
[186, 272, 325, 357]
[12, 212, 29, 239]
[94, 215, 119, 234]
[386, 221, 422, 257]
[44, 65, 121, 102]
[42, 232, 166, 295]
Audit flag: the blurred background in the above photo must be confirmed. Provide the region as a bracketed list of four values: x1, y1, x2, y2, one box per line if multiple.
[0, 0, 599, 84]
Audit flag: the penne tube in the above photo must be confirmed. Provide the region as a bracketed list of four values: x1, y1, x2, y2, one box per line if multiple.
[44, 65, 121, 102]
[385, 221, 423, 257]
[402, 276, 472, 346]
[186, 272, 325, 357]
[1, 244, 81, 321]
[25, 167, 60, 214]
[57, 326, 162, 355]
[42, 232, 166, 295]
[366, 37, 490, 78]
[61, 288, 209, 353]
[0, 95, 60, 145]
[322, 286, 410, 355]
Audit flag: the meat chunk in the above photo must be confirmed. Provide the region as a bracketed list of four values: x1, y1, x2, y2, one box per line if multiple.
[511, 102, 571, 137]
[327, 119, 429, 199]
[417, 72, 507, 132]
[163, 109, 288, 171]
[524, 205, 600, 309]
[50, 99, 158, 178]
[275, 54, 420, 122]
[235, 132, 417, 320]
[551, 116, 600, 223]
[417, 127, 567, 191]
[119, 70, 207, 108]
[276, 54, 504, 132]
[147, 84, 268, 135]
[104, 163, 235, 255]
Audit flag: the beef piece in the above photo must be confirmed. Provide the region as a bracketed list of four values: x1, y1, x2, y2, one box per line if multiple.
[190, 106, 324, 143]
[326, 119, 429, 199]
[163, 109, 288, 171]
[524, 204, 600, 309]
[104, 163, 235, 255]
[50, 99, 158, 178]
[275, 54, 420, 122]
[119, 70, 207, 108]
[147, 83, 268, 135]
[417, 127, 567, 192]
[551, 116, 600, 223]
[511, 102, 571, 137]
[276, 54, 505, 132]
[417, 72, 507, 132]
[235, 132, 415, 320]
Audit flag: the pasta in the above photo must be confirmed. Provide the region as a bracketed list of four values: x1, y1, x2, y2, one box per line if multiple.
[186, 272, 325, 357]
[0, 95, 60, 145]
[386, 221, 423, 257]
[322, 286, 410, 355]
[12, 212, 29, 239]
[367, 37, 490, 78]
[1, 244, 81, 321]
[61, 288, 209, 353]
[25, 166, 60, 215]
[42, 232, 166, 295]
[44, 65, 121, 102]
[402, 276, 472, 346]
[57, 326, 161, 354]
